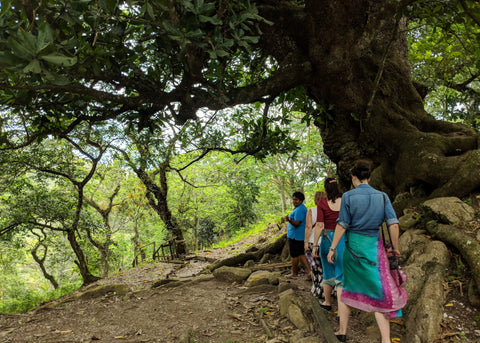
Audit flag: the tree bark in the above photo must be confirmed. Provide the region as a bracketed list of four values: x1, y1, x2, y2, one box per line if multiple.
[67, 230, 101, 286]
[427, 223, 480, 292]
[256, 0, 480, 207]
[83, 187, 121, 277]
[31, 243, 59, 289]
[115, 145, 188, 256]
[142, 166, 187, 256]
[134, 165, 187, 256]
[204, 234, 287, 272]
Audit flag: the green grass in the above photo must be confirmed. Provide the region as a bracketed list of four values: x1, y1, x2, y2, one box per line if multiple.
[211, 214, 281, 250]
[0, 282, 81, 314]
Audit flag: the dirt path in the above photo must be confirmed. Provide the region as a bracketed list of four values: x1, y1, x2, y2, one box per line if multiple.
[0, 262, 403, 343]
[0, 277, 285, 342]
[0, 254, 300, 342]
[0, 226, 290, 343]
[0, 225, 478, 342]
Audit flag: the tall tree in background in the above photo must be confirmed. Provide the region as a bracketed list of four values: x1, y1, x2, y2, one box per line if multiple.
[0, 0, 479, 212]
[82, 166, 126, 277]
[113, 127, 189, 255]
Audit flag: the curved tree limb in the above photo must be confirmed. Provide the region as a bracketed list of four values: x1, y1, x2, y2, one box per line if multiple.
[203, 234, 287, 272]
[427, 223, 480, 292]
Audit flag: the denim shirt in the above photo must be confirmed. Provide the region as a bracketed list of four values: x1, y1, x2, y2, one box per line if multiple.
[287, 203, 308, 241]
[337, 184, 399, 237]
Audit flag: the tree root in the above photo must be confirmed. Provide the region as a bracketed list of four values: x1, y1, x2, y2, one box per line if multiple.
[400, 230, 450, 342]
[202, 234, 287, 273]
[309, 294, 339, 343]
[427, 223, 480, 291]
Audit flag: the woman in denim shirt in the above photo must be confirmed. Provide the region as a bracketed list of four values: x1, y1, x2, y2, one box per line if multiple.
[327, 160, 407, 343]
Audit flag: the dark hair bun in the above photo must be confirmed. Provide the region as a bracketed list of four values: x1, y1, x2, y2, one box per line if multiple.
[351, 159, 372, 181]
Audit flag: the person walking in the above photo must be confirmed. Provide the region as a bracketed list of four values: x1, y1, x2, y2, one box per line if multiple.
[327, 160, 407, 343]
[304, 191, 326, 293]
[283, 191, 311, 279]
[313, 177, 344, 312]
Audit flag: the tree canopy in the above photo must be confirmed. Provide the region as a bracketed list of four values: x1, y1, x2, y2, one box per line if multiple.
[407, 0, 480, 129]
[2, 0, 480, 287]
[1, 0, 480, 210]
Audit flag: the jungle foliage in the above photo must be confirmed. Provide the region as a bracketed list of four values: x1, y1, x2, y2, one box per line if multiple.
[0, 0, 480, 312]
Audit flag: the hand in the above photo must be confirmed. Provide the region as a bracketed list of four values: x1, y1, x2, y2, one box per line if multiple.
[304, 242, 310, 251]
[386, 246, 400, 257]
[327, 250, 335, 264]
[312, 246, 319, 258]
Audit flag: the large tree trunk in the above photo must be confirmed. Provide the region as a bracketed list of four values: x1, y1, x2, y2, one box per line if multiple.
[258, 1, 480, 207]
[84, 223, 112, 277]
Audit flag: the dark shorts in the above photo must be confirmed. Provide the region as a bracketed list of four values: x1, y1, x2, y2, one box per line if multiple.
[288, 238, 305, 258]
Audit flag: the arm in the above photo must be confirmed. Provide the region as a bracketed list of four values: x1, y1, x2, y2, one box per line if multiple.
[388, 223, 400, 255]
[327, 223, 346, 263]
[312, 221, 324, 258]
[289, 218, 301, 227]
[282, 214, 301, 227]
[304, 209, 313, 251]
[383, 193, 400, 255]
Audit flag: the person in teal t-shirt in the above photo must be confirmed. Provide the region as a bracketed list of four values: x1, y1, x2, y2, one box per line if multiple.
[282, 191, 311, 279]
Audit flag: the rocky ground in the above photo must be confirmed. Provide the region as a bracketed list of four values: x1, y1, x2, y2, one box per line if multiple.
[0, 224, 479, 342]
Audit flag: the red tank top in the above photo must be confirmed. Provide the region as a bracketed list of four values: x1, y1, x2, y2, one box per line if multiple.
[316, 198, 340, 231]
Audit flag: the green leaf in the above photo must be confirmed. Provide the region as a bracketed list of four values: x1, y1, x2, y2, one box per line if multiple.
[198, 15, 222, 25]
[23, 59, 42, 74]
[145, 3, 155, 19]
[40, 53, 77, 67]
[43, 70, 71, 85]
[36, 22, 54, 53]
[8, 35, 35, 60]
[223, 39, 234, 48]
[242, 36, 259, 44]
[215, 49, 229, 57]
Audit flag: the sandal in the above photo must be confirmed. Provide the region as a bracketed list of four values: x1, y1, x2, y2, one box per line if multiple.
[285, 274, 298, 279]
[319, 302, 332, 311]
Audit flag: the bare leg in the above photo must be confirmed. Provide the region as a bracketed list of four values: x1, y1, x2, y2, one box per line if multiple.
[335, 287, 350, 335]
[291, 257, 299, 277]
[374, 312, 390, 343]
[299, 254, 312, 276]
[322, 284, 333, 306]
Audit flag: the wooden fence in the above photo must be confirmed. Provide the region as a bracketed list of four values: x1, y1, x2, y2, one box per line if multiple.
[132, 240, 177, 267]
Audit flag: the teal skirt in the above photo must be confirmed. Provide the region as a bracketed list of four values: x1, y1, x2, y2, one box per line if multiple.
[341, 232, 407, 318]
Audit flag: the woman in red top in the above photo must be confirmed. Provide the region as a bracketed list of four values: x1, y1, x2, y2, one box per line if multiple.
[312, 177, 344, 312]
